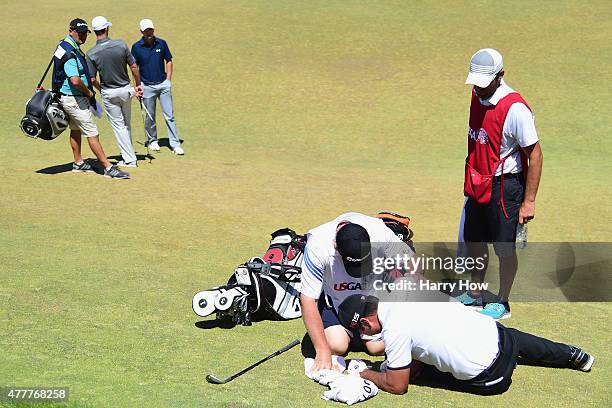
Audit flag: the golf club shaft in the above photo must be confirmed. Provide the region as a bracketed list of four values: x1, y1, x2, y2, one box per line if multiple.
[138, 99, 153, 160]
[225, 339, 300, 381]
[140, 99, 156, 123]
[213, 339, 300, 383]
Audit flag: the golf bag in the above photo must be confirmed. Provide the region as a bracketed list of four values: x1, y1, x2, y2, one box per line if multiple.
[20, 51, 69, 141]
[376, 211, 415, 251]
[20, 90, 69, 140]
[193, 228, 306, 326]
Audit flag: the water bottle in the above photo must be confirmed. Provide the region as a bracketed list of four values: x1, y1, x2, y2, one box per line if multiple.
[516, 224, 528, 249]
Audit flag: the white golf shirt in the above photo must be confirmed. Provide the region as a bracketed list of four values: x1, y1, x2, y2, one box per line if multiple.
[300, 212, 413, 312]
[477, 79, 539, 175]
[379, 300, 499, 380]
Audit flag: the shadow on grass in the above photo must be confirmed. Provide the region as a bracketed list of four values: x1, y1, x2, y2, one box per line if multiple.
[194, 312, 277, 330]
[157, 138, 184, 148]
[195, 319, 238, 330]
[36, 162, 77, 175]
[108, 153, 156, 164]
[36, 159, 103, 175]
[37, 153, 155, 175]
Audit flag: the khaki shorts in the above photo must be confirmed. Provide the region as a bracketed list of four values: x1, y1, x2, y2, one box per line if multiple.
[59, 95, 99, 137]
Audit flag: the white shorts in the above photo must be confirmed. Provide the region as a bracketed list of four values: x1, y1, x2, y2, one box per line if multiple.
[60, 95, 99, 137]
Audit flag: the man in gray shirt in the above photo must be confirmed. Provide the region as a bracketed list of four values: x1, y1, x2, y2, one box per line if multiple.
[87, 16, 143, 167]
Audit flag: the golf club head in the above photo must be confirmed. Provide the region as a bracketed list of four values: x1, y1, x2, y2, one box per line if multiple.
[206, 374, 225, 384]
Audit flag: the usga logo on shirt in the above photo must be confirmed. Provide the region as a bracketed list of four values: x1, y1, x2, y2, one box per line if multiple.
[333, 282, 362, 291]
[468, 127, 489, 144]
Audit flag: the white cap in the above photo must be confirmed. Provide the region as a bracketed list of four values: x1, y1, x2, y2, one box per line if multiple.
[465, 48, 504, 88]
[139, 18, 155, 31]
[92, 16, 112, 31]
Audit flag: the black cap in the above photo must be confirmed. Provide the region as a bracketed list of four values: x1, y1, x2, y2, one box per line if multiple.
[336, 223, 372, 278]
[69, 18, 91, 33]
[337, 294, 378, 330]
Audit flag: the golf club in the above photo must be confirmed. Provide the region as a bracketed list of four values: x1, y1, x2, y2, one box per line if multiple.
[140, 99, 156, 125]
[138, 98, 154, 162]
[206, 338, 300, 384]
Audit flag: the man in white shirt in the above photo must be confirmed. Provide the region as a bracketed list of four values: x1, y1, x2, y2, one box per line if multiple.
[338, 294, 594, 395]
[300, 212, 414, 373]
[459, 48, 544, 320]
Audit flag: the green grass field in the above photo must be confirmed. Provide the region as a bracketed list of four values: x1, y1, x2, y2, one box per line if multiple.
[1, 1, 611, 407]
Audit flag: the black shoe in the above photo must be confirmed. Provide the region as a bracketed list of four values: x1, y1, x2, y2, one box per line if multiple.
[104, 165, 130, 179]
[569, 346, 594, 372]
[72, 161, 94, 173]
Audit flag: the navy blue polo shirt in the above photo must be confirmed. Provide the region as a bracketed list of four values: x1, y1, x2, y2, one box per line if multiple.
[131, 37, 173, 85]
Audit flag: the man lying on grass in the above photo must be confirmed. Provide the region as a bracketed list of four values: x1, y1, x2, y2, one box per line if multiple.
[337, 294, 594, 395]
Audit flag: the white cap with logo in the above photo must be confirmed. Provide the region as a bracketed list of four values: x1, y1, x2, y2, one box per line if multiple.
[465, 48, 504, 88]
[139, 18, 155, 31]
[92, 16, 112, 31]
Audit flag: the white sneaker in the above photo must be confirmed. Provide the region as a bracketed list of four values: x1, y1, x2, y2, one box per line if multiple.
[172, 146, 184, 155]
[149, 141, 160, 151]
[116, 160, 138, 168]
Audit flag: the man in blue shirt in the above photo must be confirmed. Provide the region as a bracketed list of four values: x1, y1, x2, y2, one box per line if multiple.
[54, 18, 129, 179]
[131, 19, 184, 155]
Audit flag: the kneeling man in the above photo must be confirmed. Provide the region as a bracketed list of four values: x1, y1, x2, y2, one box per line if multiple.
[300, 212, 415, 373]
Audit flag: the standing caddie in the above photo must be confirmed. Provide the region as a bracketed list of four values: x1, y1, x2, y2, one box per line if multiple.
[87, 16, 144, 168]
[457, 48, 543, 319]
[131, 18, 184, 155]
[52, 18, 129, 179]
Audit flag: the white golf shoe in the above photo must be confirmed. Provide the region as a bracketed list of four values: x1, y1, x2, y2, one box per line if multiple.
[148, 140, 161, 151]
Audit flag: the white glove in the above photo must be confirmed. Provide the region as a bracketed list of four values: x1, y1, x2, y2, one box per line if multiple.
[347, 359, 369, 375]
[322, 374, 379, 405]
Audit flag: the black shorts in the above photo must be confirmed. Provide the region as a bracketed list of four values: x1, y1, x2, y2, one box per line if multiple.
[464, 173, 524, 257]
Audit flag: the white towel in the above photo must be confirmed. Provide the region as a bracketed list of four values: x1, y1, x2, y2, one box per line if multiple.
[321, 374, 378, 405]
[346, 359, 369, 375]
[304, 356, 346, 385]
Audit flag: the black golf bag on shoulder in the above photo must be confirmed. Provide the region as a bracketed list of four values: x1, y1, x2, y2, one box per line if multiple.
[20, 90, 69, 140]
[19, 48, 69, 141]
[192, 228, 306, 326]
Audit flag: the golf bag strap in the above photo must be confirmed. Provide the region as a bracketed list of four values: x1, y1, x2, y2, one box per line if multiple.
[37, 57, 54, 90]
[52, 40, 94, 95]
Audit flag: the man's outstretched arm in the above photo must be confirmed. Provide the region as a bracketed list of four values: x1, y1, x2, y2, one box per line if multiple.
[360, 367, 410, 395]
